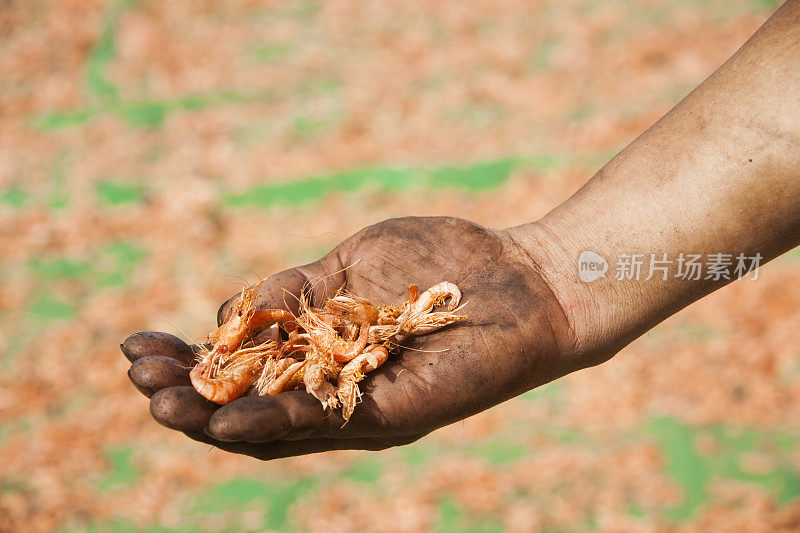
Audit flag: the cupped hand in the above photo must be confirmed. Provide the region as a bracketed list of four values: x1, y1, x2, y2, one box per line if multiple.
[122, 216, 581, 460]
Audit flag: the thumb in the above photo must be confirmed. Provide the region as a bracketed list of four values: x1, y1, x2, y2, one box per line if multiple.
[216, 254, 346, 326]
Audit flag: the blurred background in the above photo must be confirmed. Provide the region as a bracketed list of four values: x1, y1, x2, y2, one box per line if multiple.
[2, 0, 800, 531]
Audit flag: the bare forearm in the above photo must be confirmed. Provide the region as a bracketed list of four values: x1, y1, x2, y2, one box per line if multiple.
[509, 0, 800, 360]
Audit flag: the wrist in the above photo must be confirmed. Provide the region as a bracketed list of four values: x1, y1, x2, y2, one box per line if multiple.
[504, 219, 641, 367]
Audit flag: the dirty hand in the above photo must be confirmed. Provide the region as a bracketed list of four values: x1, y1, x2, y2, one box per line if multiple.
[121, 216, 584, 460]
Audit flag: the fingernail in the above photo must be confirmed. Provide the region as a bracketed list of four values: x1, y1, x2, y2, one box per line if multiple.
[120, 343, 136, 363]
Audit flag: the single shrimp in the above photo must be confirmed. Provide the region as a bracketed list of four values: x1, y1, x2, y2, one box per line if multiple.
[190, 351, 265, 405]
[398, 310, 466, 335]
[250, 308, 298, 333]
[340, 344, 389, 378]
[396, 282, 462, 335]
[298, 305, 374, 363]
[255, 356, 296, 395]
[377, 305, 403, 325]
[337, 345, 389, 420]
[304, 357, 340, 409]
[305, 321, 372, 363]
[207, 281, 294, 360]
[267, 360, 305, 395]
[410, 282, 460, 314]
[325, 293, 379, 325]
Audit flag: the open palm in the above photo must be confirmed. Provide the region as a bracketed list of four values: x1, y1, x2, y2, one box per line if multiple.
[123, 216, 576, 460]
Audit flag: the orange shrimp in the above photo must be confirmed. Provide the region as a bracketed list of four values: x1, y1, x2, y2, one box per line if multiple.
[189, 342, 274, 405]
[204, 290, 291, 360]
[190, 361, 261, 405]
[325, 293, 379, 325]
[191, 340, 278, 404]
[410, 281, 460, 314]
[297, 305, 374, 363]
[250, 308, 298, 332]
[398, 310, 466, 335]
[396, 282, 462, 335]
[305, 321, 372, 363]
[337, 345, 389, 420]
[304, 358, 340, 409]
[340, 344, 389, 377]
[267, 360, 305, 395]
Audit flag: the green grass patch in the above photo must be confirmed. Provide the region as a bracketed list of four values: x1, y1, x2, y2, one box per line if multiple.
[27, 241, 146, 291]
[224, 158, 521, 209]
[87, 26, 119, 101]
[784, 246, 800, 260]
[35, 0, 259, 131]
[50, 153, 71, 209]
[648, 417, 800, 522]
[29, 258, 92, 281]
[436, 498, 503, 533]
[472, 440, 527, 465]
[402, 443, 436, 468]
[251, 43, 293, 62]
[60, 521, 206, 533]
[36, 109, 95, 130]
[94, 241, 148, 287]
[0, 187, 30, 208]
[292, 113, 338, 139]
[96, 181, 146, 206]
[705, 425, 800, 504]
[648, 417, 712, 521]
[98, 447, 138, 491]
[342, 457, 384, 484]
[119, 101, 170, 128]
[194, 477, 316, 530]
[750, 0, 781, 11]
[86, 0, 139, 103]
[520, 379, 564, 402]
[430, 159, 516, 191]
[29, 293, 75, 323]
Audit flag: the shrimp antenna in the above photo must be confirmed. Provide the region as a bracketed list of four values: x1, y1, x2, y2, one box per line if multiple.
[390, 343, 451, 354]
[451, 300, 470, 314]
[224, 274, 250, 295]
[302, 259, 362, 302]
[160, 317, 195, 345]
[455, 266, 479, 288]
[232, 266, 270, 290]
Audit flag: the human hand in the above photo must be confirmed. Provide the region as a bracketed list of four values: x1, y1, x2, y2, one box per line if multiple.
[122, 216, 585, 459]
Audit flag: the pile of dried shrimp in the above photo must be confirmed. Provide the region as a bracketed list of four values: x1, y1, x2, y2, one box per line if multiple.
[190, 281, 466, 420]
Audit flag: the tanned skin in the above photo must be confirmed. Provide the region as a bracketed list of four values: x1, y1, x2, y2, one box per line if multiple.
[122, 1, 800, 460]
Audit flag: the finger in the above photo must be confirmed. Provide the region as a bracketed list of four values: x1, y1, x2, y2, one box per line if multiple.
[205, 391, 346, 443]
[128, 356, 192, 398]
[215, 437, 397, 460]
[184, 430, 410, 461]
[217, 256, 346, 326]
[149, 386, 218, 433]
[120, 331, 197, 365]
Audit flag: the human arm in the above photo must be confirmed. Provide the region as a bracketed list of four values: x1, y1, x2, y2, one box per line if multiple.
[507, 0, 800, 362]
[122, 1, 800, 459]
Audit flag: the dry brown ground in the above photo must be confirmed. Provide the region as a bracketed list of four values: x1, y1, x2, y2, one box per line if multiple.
[2, 1, 799, 531]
